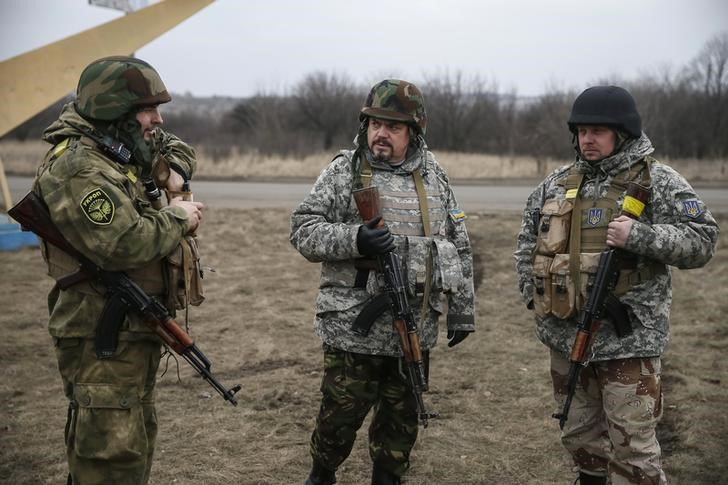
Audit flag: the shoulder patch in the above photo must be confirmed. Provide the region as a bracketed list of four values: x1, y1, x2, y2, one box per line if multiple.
[449, 208, 466, 222]
[80, 188, 115, 225]
[681, 199, 704, 219]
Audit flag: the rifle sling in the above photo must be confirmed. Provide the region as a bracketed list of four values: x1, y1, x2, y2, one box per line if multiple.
[412, 169, 433, 325]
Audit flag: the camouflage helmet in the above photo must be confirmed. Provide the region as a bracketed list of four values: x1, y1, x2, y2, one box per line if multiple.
[75, 56, 171, 121]
[567, 85, 642, 138]
[360, 79, 427, 135]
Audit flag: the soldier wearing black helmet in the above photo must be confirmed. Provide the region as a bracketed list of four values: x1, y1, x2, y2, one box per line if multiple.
[33, 56, 204, 484]
[514, 86, 719, 484]
[291, 80, 476, 484]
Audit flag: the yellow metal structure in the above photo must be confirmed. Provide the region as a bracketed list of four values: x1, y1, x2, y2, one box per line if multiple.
[0, 0, 214, 138]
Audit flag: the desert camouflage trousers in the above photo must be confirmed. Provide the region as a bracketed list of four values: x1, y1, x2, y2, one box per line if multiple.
[310, 345, 419, 477]
[55, 335, 161, 485]
[550, 350, 666, 485]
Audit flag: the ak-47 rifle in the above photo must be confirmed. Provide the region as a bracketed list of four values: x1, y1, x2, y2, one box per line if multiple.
[8, 192, 241, 406]
[553, 181, 650, 429]
[352, 186, 438, 427]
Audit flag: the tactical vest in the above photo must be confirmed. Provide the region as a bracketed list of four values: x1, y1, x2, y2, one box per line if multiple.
[531, 158, 662, 319]
[356, 154, 443, 321]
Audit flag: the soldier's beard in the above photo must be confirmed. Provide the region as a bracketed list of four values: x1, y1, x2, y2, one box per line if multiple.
[372, 150, 391, 163]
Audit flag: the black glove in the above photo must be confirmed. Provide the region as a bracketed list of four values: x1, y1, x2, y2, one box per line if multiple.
[447, 329, 471, 348]
[357, 216, 395, 256]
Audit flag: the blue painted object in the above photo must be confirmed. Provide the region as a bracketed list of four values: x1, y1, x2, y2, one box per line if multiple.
[0, 217, 39, 251]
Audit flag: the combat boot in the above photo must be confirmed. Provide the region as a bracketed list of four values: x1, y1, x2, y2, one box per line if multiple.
[371, 463, 401, 485]
[578, 472, 607, 485]
[305, 461, 336, 485]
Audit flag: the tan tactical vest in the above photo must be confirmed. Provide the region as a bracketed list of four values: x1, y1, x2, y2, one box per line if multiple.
[531, 158, 661, 319]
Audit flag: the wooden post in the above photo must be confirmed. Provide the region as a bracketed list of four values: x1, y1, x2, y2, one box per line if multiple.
[0, 156, 12, 212]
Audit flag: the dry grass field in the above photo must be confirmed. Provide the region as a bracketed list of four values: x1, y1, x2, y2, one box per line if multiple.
[2, 140, 727, 183]
[0, 206, 725, 484]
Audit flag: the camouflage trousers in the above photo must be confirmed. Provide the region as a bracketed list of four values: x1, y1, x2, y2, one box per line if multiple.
[310, 345, 419, 477]
[55, 335, 161, 485]
[550, 350, 666, 485]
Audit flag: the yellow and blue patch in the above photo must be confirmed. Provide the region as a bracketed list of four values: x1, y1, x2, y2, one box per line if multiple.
[681, 199, 704, 219]
[449, 208, 466, 222]
[586, 208, 603, 226]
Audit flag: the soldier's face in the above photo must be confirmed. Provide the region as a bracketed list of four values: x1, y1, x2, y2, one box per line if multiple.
[367, 118, 410, 164]
[136, 105, 163, 141]
[577, 125, 616, 161]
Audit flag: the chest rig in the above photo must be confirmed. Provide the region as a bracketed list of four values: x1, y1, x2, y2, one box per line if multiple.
[531, 157, 663, 320]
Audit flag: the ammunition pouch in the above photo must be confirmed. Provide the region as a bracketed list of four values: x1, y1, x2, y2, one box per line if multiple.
[165, 236, 204, 310]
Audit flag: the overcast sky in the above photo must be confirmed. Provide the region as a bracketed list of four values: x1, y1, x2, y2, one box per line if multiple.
[1, 0, 727, 98]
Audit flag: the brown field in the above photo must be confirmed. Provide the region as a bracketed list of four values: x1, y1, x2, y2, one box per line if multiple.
[0, 206, 726, 484]
[2, 140, 727, 183]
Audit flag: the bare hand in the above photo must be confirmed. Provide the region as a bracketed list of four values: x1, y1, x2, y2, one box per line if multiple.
[606, 215, 633, 248]
[170, 198, 204, 234]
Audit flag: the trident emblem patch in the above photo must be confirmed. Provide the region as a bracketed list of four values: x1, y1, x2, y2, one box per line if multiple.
[682, 199, 703, 219]
[587, 208, 603, 226]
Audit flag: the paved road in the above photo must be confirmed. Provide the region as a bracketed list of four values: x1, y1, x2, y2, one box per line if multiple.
[6, 175, 728, 213]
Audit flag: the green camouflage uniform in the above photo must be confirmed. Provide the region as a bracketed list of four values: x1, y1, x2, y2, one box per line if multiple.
[34, 95, 195, 484]
[291, 143, 476, 476]
[514, 133, 718, 484]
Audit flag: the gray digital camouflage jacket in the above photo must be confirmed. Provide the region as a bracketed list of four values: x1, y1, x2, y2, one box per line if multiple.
[290, 147, 476, 356]
[514, 133, 719, 361]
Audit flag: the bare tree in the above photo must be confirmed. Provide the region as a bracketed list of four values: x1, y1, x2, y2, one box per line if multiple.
[687, 32, 728, 157]
[293, 71, 361, 151]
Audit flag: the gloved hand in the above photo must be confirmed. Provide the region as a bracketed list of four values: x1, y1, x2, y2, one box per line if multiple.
[357, 216, 395, 256]
[447, 329, 471, 348]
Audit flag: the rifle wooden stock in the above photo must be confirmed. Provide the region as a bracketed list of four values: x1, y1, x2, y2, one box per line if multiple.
[353, 187, 383, 226]
[553, 181, 650, 429]
[8, 191, 241, 406]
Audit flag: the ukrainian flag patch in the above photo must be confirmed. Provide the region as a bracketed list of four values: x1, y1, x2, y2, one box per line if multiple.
[449, 208, 466, 222]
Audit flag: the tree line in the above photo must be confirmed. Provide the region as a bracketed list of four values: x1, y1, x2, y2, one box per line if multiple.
[5, 32, 726, 162]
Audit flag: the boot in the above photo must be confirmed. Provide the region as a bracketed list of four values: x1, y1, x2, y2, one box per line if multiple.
[371, 463, 401, 485]
[579, 472, 607, 485]
[305, 461, 336, 485]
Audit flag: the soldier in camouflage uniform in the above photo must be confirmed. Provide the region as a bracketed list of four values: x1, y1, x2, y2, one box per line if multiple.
[33, 56, 203, 484]
[514, 85, 719, 485]
[291, 79, 476, 485]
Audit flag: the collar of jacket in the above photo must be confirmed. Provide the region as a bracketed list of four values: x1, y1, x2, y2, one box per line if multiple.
[574, 132, 655, 178]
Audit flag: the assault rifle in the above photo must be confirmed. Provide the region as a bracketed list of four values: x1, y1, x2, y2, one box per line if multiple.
[353, 186, 438, 427]
[8, 192, 241, 406]
[553, 181, 650, 429]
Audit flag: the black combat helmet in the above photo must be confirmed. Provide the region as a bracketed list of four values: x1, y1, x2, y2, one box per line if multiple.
[567, 85, 642, 138]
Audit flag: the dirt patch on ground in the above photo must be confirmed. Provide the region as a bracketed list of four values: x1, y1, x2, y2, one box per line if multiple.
[0, 209, 725, 484]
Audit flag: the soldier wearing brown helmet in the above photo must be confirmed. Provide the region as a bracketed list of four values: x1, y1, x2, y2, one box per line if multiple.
[291, 80, 476, 484]
[33, 56, 203, 484]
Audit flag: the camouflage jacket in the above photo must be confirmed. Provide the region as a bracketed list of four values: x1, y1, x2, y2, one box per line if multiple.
[514, 133, 719, 360]
[34, 102, 196, 338]
[290, 147, 476, 356]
